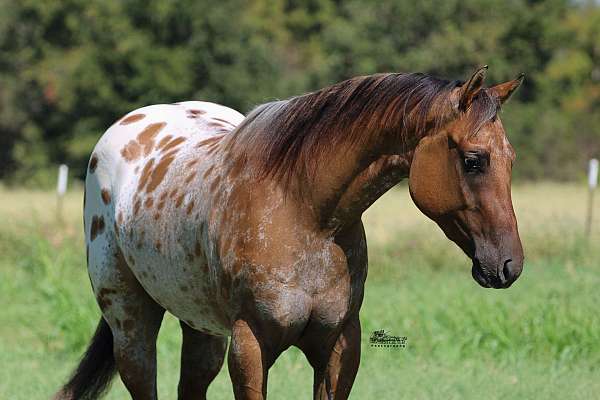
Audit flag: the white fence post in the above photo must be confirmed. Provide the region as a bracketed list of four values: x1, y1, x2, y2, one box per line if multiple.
[57, 164, 69, 223]
[586, 159, 598, 238]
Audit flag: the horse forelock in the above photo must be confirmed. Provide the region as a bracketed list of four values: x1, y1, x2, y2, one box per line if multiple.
[464, 88, 502, 138]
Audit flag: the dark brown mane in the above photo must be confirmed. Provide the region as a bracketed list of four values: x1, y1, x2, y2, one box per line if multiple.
[227, 72, 499, 184]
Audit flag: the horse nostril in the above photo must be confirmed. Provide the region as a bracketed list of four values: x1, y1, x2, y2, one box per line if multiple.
[502, 258, 519, 284]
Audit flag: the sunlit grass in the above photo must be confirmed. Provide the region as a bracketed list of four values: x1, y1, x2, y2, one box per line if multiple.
[1, 182, 600, 399]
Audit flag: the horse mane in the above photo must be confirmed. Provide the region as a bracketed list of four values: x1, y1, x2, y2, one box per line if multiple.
[226, 72, 499, 184]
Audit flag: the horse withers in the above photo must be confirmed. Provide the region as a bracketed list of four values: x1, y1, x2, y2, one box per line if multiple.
[55, 66, 523, 400]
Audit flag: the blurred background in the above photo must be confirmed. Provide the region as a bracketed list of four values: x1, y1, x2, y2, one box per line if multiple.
[1, 1, 600, 399]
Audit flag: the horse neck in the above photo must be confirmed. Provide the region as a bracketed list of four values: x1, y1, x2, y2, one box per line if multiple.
[306, 127, 421, 233]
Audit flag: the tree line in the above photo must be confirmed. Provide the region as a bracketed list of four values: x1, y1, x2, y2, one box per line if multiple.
[0, 0, 599, 185]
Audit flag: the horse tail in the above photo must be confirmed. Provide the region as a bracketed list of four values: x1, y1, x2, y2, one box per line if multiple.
[53, 318, 116, 400]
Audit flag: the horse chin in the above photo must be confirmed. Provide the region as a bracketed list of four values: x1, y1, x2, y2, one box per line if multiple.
[471, 260, 492, 288]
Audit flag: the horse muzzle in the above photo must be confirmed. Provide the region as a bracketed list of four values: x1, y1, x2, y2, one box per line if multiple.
[471, 255, 523, 289]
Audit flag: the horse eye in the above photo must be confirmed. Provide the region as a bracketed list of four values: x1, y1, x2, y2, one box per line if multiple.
[464, 156, 483, 173]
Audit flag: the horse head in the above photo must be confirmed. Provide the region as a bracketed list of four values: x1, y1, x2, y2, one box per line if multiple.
[409, 66, 524, 289]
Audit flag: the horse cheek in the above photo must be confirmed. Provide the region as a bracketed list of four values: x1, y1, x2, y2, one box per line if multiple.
[408, 133, 465, 219]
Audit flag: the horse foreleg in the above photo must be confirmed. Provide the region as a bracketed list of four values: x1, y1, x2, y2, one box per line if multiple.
[178, 321, 227, 400]
[227, 319, 269, 400]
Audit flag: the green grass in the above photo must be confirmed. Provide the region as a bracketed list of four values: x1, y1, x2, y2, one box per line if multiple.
[1, 182, 600, 399]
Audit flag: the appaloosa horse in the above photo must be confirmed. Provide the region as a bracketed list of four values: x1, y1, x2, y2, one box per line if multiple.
[55, 66, 524, 400]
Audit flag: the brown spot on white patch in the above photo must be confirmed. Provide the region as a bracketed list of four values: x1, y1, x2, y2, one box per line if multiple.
[203, 165, 214, 179]
[212, 117, 236, 128]
[161, 149, 179, 161]
[121, 140, 142, 162]
[161, 137, 186, 153]
[186, 109, 205, 119]
[119, 113, 145, 125]
[97, 288, 117, 311]
[101, 189, 111, 205]
[90, 215, 105, 241]
[89, 155, 98, 173]
[146, 153, 176, 193]
[207, 122, 226, 129]
[156, 191, 168, 211]
[137, 122, 166, 156]
[175, 193, 185, 208]
[117, 211, 124, 225]
[209, 175, 221, 193]
[196, 135, 223, 148]
[133, 198, 141, 217]
[157, 135, 174, 150]
[184, 171, 197, 184]
[186, 159, 199, 169]
[206, 146, 216, 156]
[138, 158, 155, 192]
[153, 212, 161, 220]
[158, 191, 168, 202]
[169, 188, 179, 200]
[155, 241, 162, 252]
[144, 197, 154, 208]
[186, 200, 195, 215]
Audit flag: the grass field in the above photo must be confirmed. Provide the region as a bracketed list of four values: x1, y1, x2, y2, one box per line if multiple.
[2, 182, 600, 399]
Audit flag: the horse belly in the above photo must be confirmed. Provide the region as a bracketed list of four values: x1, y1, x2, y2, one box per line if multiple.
[126, 237, 229, 336]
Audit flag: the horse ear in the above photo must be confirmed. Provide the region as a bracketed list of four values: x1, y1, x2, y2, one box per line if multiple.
[459, 65, 488, 111]
[409, 133, 465, 219]
[489, 73, 524, 104]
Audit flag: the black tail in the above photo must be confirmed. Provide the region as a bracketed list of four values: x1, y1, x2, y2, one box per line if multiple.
[54, 318, 116, 400]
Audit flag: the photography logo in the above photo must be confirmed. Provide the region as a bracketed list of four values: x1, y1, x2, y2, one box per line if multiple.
[369, 330, 407, 348]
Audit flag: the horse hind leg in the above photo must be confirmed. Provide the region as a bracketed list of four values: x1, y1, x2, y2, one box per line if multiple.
[88, 229, 165, 399]
[178, 321, 228, 400]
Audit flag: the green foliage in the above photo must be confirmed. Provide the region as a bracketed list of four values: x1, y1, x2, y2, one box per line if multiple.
[0, 0, 599, 185]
